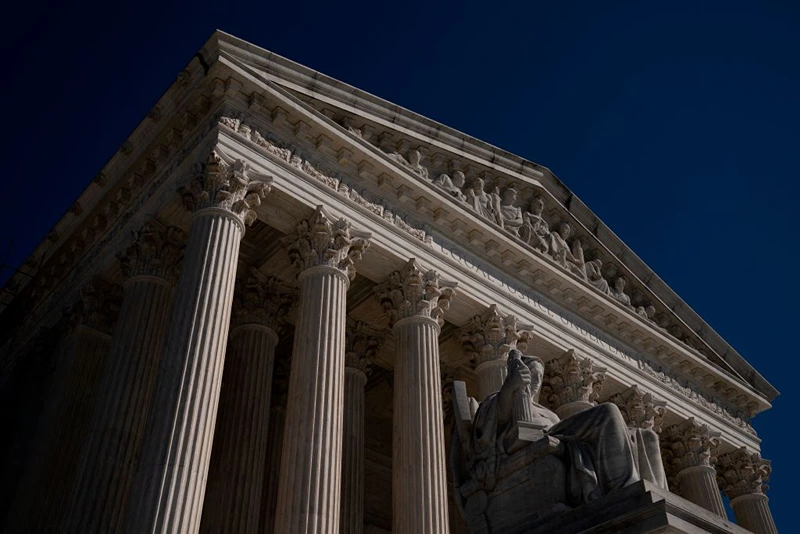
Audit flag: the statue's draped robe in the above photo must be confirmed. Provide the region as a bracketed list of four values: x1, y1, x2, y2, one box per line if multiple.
[470, 396, 640, 505]
[629, 427, 668, 490]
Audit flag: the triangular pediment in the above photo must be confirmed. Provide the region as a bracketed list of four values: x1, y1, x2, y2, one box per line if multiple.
[206, 32, 776, 411]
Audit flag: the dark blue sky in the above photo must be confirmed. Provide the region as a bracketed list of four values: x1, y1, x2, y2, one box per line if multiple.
[2, 1, 797, 529]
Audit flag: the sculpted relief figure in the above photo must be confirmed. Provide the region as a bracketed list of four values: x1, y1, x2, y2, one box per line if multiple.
[451, 350, 642, 532]
[610, 277, 633, 308]
[548, 223, 585, 278]
[497, 187, 524, 235]
[585, 258, 610, 294]
[570, 237, 588, 280]
[520, 197, 550, 253]
[433, 171, 467, 202]
[466, 176, 499, 221]
[389, 148, 429, 179]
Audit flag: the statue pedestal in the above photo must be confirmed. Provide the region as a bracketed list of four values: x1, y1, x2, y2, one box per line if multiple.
[522, 480, 754, 534]
[458, 435, 565, 533]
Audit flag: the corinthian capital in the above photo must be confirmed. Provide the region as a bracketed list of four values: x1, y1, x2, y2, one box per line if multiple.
[542, 349, 606, 417]
[75, 279, 121, 335]
[608, 385, 666, 432]
[118, 220, 185, 283]
[180, 150, 272, 226]
[231, 267, 296, 332]
[345, 319, 383, 373]
[374, 259, 457, 327]
[281, 205, 371, 281]
[716, 447, 772, 499]
[661, 418, 720, 484]
[460, 304, 533, 367]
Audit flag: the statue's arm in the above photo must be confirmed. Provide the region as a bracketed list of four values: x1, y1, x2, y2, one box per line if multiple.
[497, 364, 529, 425]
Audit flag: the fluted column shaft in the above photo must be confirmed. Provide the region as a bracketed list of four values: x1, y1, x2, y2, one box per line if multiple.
[126, 208, 244, 534]
[199, 324, 278, 534]
[340, 367, 367, 534]
[393, 316, 450, 534]
[730, 493, 778, 534]
[274, 265, 349, 533]
[475, 359, 506, 401]
[261, 404, 286, 533]
[67, 275, 175, 533]
[27, 325, 112, 533]
[676, 465, 726, 517]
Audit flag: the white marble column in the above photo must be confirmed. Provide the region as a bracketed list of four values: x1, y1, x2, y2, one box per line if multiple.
[21, 282, 118, 533]
[260, 356, 290, 534]
[375, 259, 457, 534]
[541, 349, 606, 418]
[717, 448, 777, 534]
[199, 269, 294, 534]
[274, 206, 370, 534]
[460, 305, 532, 401]
[125, 151, 271, 534]
[340, 321, 383, 534]
[66, 221, 184, 534]
[661, 418, 726, 517]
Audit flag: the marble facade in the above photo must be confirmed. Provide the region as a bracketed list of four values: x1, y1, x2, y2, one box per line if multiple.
[0, 31, 778, 534]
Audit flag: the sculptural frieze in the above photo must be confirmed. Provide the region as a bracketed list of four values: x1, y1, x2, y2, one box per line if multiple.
[610, 277, 633, 308]
[519, 196, 550, 254]
[387, 149, 429, 179]
[497, 187, 523, 235]
[433, 171, 467, 202]
[465, 176, 500, 222]
[218, 113, 720, 373]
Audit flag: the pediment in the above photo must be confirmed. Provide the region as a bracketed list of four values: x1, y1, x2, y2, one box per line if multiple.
[207, 37, 776, 414]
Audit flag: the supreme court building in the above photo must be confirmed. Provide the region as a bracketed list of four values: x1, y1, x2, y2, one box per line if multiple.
[0, 31, 779, 534]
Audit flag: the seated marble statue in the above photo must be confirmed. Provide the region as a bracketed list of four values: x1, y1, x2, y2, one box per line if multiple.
[388, 149, 429, 179]
[466, 350, 641, 506]
[433, 171, 467, 202]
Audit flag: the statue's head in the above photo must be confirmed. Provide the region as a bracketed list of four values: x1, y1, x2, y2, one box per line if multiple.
[503, 187, 518, 204]
[558, 222, 571, 239]
[614, 277, 626, 292]
[530, 196, 544, 215]
[408, 149, 422, 166]
[452, 171, 466, 187]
